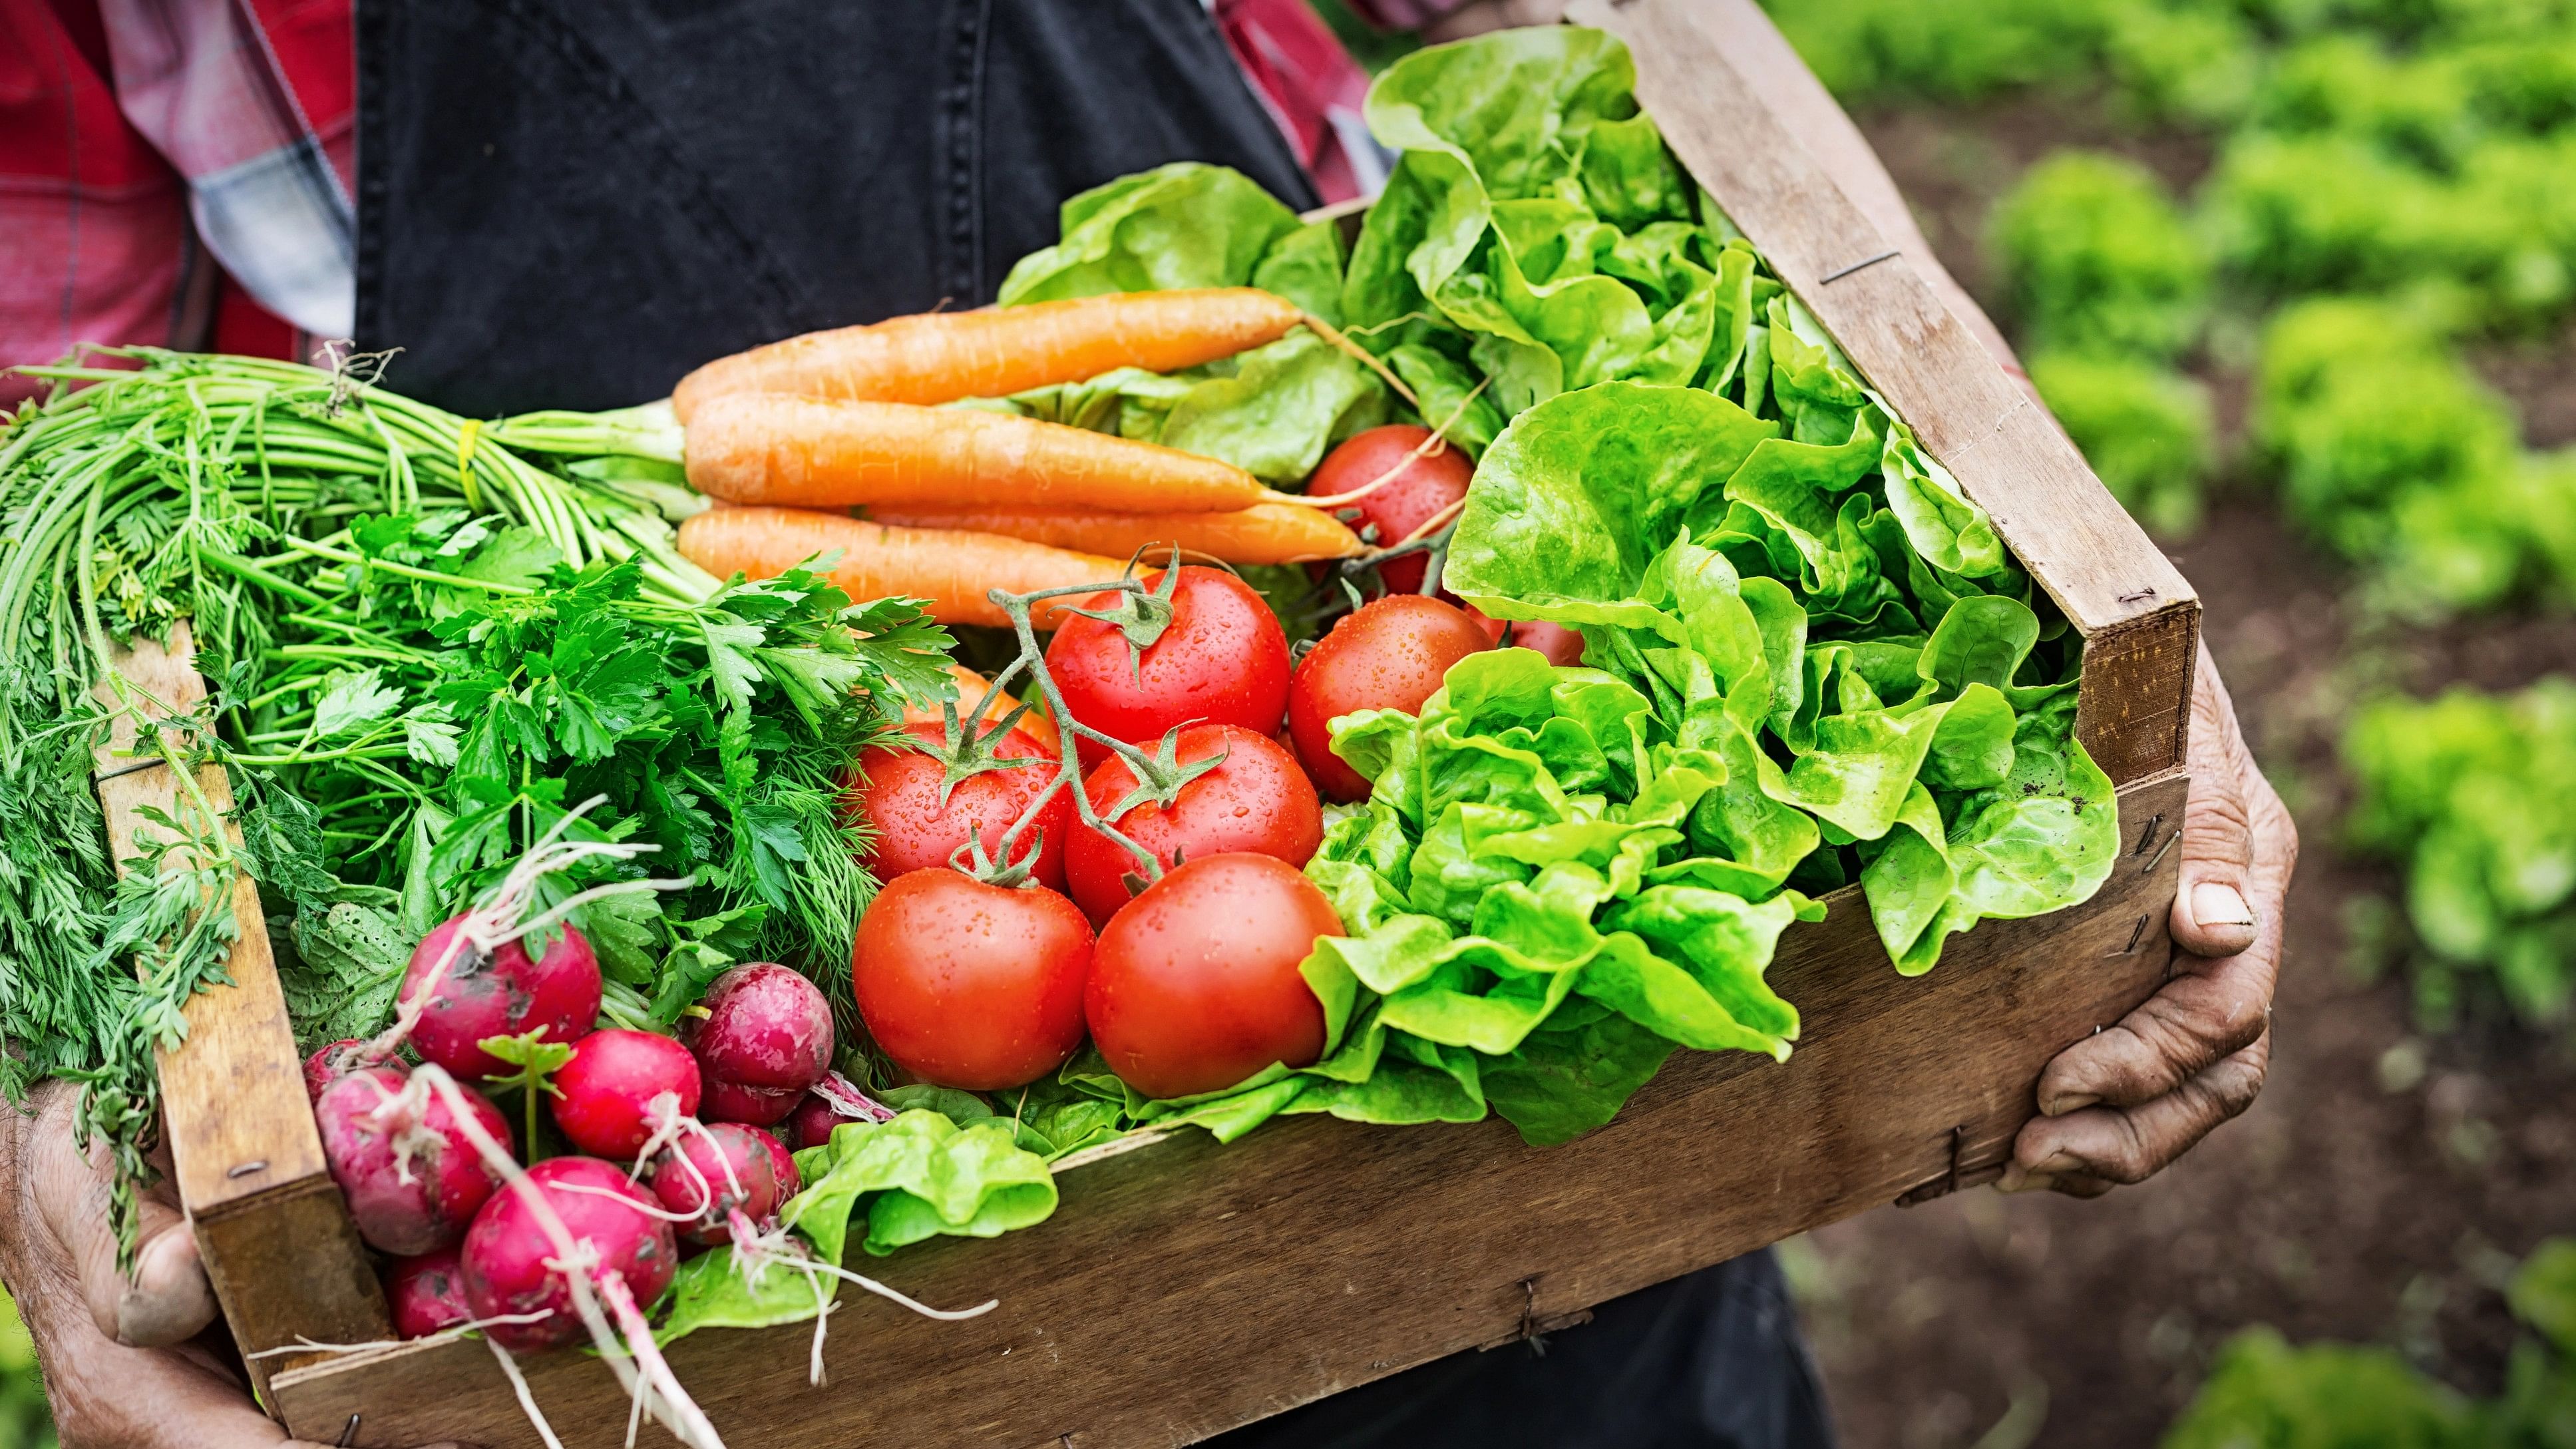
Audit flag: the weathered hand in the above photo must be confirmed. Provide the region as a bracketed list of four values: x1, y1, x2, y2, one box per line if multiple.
[0, 1080, 465, 1448]
[2002, 650, 2297, 1196]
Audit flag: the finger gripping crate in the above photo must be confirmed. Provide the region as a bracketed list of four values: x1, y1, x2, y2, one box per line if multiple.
[121, 1, 2197, 1442]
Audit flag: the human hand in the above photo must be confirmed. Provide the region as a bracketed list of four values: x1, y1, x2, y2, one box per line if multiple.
[0, 1080, 466, 1448]
[2001, 650, 2296, 1196]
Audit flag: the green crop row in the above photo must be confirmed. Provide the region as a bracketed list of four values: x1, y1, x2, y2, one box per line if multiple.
[1774, 0, 2576, 613]
[2161, 1239, 2576, 1446]
[2343, 678, 2576, 1029]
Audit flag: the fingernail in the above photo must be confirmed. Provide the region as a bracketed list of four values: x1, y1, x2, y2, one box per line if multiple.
[2192, 882, 2256, 929]
[2042, 1091, 2100, 1117]
[1997, 1165, 2050, 1194]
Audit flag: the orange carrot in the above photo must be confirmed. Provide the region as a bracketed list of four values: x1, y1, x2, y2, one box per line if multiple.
[683, 393, 1273, 515]
[670, 288, 1306, 423]
[870, 501, 1362, 565]
[905, 662, 1061, 754]
[676, 505, 1125, 630]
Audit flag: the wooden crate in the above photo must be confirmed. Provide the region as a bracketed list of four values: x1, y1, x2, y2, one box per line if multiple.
[105, 0, 2199, 1442]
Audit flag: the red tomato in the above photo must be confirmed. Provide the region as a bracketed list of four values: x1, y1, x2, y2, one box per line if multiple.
[1063, 724, 1322, 925]
[1288, 595, 1494, 802]
[1045, 566, 1291, 772]
[852, 869, 1093, 1091]
[846, 722, 1067, 887]
[1313, 425, 1473, 594]
[1506, 618, 1586, 667]
[1086, 854, 1343, 1100]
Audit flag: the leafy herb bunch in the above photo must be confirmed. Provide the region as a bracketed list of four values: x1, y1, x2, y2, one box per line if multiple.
[235, 534, 952, 1049]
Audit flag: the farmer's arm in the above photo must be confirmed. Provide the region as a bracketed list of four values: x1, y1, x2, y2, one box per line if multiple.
[0, 1082, 460, 1449]
[1425, 0, 2297, 1193]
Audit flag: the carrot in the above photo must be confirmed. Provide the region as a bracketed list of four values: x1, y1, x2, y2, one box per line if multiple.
[670, 288, 1305, 423]
[683, 393, 1274, 515]
[869, 501, 1362, 565]
[905, 662, 1061, 754]
[675, 505, 1125, 630]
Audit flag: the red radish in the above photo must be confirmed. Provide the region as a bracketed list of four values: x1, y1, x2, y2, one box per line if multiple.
[383, 1246, 472, 1339]
[699, 1077, 804, 1127]
[685, 964, 834, 1124]
[649, 1123, 797, 1245]
[787, 1072, 896, 1149]
[552, 1029, 703, 1160]
[459, 1156, 678, 1354]
[757, 1130, 801, 1193]
[1312, 425, 1472, 594]
[303, 1038, 367, 1103]
[315, 1066, 514, 1257]
[397, 915, 602, 1081]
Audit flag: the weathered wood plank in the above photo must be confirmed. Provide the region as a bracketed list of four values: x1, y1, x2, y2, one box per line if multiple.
[1568, 0, 2201, 781]
[275, 773, 2189, 1449]
[99, 626, 391, 1388]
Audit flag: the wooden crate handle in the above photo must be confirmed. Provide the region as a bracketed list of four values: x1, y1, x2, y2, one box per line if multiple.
[94, 624, 390, 1398]
[1570, 0, 2199, 783]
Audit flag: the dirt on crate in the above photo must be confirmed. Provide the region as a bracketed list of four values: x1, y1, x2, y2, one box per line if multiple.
[1797, 501, 2576, 1448]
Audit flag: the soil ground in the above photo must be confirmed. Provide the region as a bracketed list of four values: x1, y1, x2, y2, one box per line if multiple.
[1791, 105, 2576, 1448]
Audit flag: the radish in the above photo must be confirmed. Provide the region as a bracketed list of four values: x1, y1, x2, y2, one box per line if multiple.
[786, 1071, 897, 1149]
[648, 1123, 798, 1245]
[700, 1077, 804, 1127]
[552, 1029, 701, 1160]
[315, 1066, 513, 1257]
[685, 964, 833, 1126]
[397, 914, 602, 1080]
[459, 1155, 678, 1354]
[302, 1038, 367, 1103]
[383, 1246, 473, 1339]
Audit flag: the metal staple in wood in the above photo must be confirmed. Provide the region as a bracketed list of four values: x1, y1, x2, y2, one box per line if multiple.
[1817, 248, 1900, 285]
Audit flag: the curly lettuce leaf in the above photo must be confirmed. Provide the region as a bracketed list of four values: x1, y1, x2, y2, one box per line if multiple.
[656, 1111, 1055, 1345]
[998, 162, 1300, 304]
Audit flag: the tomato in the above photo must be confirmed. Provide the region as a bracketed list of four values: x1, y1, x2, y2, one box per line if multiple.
[1063, 724, 1322, 925]
[1086, 854, 1342, 1100]
[1505, 618, 1586, 667]
[845, 722, 1067, 887]
[1312, 425, 1473, 594]
[1045, 566, 1291, 772]
[852, 869, 1093, 1091]
[1287, 594, 1493, 802]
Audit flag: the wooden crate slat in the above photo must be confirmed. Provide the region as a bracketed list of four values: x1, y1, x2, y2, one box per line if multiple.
[274, 771, 2187, 1449]
[98, 627, 391, 1387]
[1568, 0, 2201, 783]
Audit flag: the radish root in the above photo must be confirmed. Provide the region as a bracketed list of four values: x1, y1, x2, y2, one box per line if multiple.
[413, 1064, 730, 1449]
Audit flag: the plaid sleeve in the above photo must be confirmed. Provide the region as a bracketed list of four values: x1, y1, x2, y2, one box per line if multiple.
[96, 0, 355, 339]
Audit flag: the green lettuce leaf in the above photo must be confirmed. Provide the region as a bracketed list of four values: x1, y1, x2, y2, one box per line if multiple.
[998, 162, 1300, 304]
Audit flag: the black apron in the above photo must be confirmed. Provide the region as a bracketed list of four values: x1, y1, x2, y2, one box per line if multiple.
[351, 6, 1834, 1444]
[353, 0, 1320, 415]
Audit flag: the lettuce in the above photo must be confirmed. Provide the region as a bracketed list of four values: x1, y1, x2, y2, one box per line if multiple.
[2344, 679, 2576, 1028]
[655, 1110, 1056, 1345]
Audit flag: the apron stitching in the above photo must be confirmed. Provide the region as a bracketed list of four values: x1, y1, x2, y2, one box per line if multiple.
[942, 0, 990, 304]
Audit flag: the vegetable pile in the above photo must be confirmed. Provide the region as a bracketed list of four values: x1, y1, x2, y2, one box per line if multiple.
[0, 20, 2125, 1427]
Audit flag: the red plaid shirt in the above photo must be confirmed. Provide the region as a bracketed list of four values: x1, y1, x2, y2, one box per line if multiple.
[1, 0, 1385, 409]
[2, 0, 354, 405]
